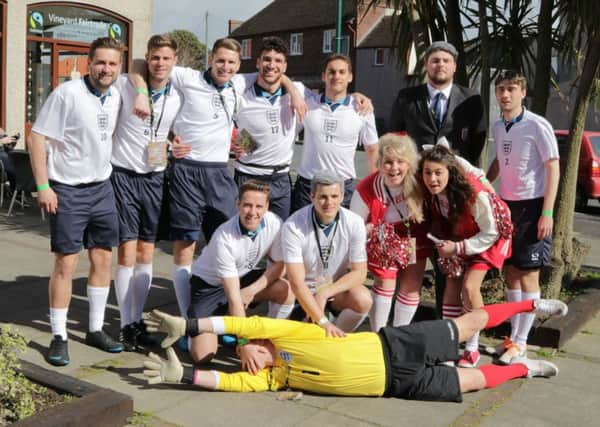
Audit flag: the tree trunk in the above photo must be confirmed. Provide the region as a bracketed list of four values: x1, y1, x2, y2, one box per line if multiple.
[531, 0, 554, 115]
[544, 30, 600, 298]
[445, 0, 468, 86]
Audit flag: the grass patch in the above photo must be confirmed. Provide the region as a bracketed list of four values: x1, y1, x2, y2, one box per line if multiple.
[534, 348, 555, 359]
[580, 329, 593, 335]
[127, 411, 158, 427]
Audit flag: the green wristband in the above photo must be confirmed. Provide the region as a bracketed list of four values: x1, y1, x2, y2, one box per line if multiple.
[136, 87, 149, 95]
[480, 177, 489, 183]
[37, 183, 50, 191]
[237, 338, 250, 346]
[542, 209, 553, 217]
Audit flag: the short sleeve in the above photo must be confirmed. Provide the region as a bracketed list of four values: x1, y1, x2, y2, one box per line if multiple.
[360, 113, 379, 146]
[215, 237, 239, 279]
[348, 215, 367, 263]
[32, 88, 68, 141]
[281, 221, 305, 263]
[535, 120, 559, 162]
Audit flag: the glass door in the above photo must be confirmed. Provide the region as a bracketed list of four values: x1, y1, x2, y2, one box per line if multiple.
[55, 44, 88, 86]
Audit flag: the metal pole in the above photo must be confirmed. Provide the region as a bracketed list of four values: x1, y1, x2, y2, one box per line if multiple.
[205, 11, 209, 70]
[336, 0, 342, 53]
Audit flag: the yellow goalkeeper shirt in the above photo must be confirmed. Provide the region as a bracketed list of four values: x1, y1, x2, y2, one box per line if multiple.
[214, 316, 386, 396]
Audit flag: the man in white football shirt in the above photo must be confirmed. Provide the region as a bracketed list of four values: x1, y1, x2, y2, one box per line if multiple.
[283, 170, 372, 337]
[29, 37, 125, 366]
[186, 180, 294, 365]
[291, 54, 379, 212]
[111, 34, 182, 351]
[486, 70, 559, 364]
[234, 36, 302, 220]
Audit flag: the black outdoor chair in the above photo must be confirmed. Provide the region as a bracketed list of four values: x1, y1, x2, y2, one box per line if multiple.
[6, 150, 45, 220]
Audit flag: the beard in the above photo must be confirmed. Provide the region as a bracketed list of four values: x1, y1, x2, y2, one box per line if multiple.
[428, 73, 452, 87]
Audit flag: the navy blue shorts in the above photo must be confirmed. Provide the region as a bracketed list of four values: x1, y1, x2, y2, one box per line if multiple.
[504, 198, 552, 270]
[234, 170, 291, 220]
[379, 319, 462, 402]
[49, 179, 119, 254]
[188, 269, 265, 319]
[291, 175, 355, 213]
[111, 167, 164, 243]
[168, 159, 237, 243]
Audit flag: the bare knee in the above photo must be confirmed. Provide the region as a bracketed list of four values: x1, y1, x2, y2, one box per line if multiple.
[53, 254, 79, 280]
[189, 333, 218, 365]
[349, 286, 373, 313]
[457, 367, 486, 393]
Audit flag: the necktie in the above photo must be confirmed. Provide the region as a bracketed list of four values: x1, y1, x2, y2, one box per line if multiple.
[432, 92, 445, 127]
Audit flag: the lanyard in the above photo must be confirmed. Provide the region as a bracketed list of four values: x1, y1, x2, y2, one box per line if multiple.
[311, 208, 339, 271]
[216, 84, 238, 125]
[149, 82, 169, 141]
[384, 184, 411, 236]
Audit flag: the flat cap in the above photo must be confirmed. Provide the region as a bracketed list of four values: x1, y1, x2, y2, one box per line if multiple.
[425, 41, 458, 59]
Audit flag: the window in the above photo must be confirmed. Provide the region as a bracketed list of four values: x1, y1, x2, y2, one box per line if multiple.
[290, 33, 303, 56]
[374, 48, 385, 66]
[241, 39, 252, 59]
[323, 29, 335, 53]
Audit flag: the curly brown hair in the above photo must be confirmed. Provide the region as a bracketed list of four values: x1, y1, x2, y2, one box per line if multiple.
[419, 145, 475, 225]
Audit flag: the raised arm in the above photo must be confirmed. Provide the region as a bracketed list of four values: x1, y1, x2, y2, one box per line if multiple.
[128, 58, 151, 119]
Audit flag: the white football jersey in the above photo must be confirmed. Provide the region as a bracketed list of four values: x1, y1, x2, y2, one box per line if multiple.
[32, 77, 121, 185]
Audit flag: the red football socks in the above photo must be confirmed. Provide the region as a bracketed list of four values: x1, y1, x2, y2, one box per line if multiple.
[479, 363, 528, 388]
[483, 300, 535, 328]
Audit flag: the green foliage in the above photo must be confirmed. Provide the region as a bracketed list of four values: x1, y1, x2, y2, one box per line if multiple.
[169, 29, 207, 70]
[0, 326, 56, 424]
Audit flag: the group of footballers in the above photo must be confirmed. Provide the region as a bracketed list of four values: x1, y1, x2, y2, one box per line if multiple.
[27, 32, 563, 402]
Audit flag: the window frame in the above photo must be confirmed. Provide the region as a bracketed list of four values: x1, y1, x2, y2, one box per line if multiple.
[241, 39, 252, 60]
[374, 48, 385, 66]
[322, 29, 335, 53]
[289, 32, 303, 56]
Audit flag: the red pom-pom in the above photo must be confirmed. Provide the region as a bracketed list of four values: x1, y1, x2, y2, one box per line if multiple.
[367, 222, 413, 270]
[437, 255, 465, 278]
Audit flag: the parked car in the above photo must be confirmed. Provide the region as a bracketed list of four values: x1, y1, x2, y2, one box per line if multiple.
[555, 130, 600, 210]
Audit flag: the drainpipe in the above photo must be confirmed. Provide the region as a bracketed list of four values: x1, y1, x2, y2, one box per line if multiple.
[336, 0, 343, 53]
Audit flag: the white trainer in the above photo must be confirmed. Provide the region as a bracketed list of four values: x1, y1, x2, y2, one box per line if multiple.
[533, 299, 568, 317]
[513, 357, 559, 378]
[498, 342, 526, 365]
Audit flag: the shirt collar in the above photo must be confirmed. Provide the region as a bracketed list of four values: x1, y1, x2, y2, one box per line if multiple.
[83, 75, 112, 104]
[320, 94, 351, 111]
[150, 81, 170, 103]
[502, 107, 526, 131]
[238, 218, 265, 240]
[427, 83, 452, 101]
[204, 69, 232, 91]
[254, 82, 285, 104]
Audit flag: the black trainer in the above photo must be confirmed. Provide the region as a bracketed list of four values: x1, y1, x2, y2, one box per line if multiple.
[119, 323, 139, 352]
[47, 335, 70, 366]
[136, 320, 160, 347]
[85, 330, 124, 353]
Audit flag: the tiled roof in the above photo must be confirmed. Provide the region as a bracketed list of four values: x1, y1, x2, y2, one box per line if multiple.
[230, 0, 355, 36]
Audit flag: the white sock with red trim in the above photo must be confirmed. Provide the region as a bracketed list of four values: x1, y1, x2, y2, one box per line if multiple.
[369, 285, 394, 331]
[442, 304, 462, 320]
[392, 291, 420, 326]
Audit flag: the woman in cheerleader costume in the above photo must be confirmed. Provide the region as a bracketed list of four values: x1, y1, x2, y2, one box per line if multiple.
[350, 134, 431, 331]
[420, 145, 513, 368]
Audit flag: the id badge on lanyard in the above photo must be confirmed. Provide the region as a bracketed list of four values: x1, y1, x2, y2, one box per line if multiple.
[147, 85, 169, 168]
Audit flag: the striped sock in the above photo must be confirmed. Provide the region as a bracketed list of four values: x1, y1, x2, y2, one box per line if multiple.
[369, 285, 394, 331]
[392, 291, 419, 326]
[442, 304, 462, 320]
